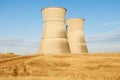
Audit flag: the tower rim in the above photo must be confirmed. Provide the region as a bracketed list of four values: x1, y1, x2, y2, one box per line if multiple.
[41, 6, 67, 11]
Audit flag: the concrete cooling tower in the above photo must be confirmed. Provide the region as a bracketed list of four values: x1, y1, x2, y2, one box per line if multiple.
[66, 18, 88, 54]
[39, 7, 70, 54]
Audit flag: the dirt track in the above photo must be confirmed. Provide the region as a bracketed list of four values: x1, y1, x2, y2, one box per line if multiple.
[0, 55, 40, 68]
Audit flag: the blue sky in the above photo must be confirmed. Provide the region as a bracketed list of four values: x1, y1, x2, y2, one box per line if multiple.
[0, 0, 120, 55]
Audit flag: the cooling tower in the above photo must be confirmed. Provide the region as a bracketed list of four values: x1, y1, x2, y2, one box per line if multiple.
[39, 7, 70, 54]
[66, 18, 88, 54]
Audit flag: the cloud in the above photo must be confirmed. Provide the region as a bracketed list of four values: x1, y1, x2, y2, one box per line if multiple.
[86, 31, 120, 52]
[87, 44, 120, 52]
[86, 31, 120, 43]
[101, 21, 120, 26]
[0, 39, 40, 55]
[0, 39, 39, 47]
[97, 21, 120, 27]
[0, 30, 120, 54]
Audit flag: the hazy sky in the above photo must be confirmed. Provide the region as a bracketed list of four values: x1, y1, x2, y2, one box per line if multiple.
[0, 0, 120, 55]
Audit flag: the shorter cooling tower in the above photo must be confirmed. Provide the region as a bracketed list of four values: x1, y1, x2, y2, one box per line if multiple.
[66, 18, 88, 54]
[39, 7, 70, 54]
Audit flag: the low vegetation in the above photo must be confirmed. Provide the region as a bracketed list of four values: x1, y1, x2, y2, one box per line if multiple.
[0, 53, 120, 80]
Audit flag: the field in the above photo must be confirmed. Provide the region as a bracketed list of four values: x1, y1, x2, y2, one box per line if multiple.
[0, 53, 120, 80]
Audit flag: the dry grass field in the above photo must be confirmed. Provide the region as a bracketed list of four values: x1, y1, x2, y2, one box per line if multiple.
[0, 53, 120, 80]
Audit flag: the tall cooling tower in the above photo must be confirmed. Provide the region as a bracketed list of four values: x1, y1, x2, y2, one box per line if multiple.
[66, 18, 88, 54]
[39, 7, 70, 54]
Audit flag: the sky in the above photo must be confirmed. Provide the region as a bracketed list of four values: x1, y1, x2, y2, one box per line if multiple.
[0, 0, 120, 55]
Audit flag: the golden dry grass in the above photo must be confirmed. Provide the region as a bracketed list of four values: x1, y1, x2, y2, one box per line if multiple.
[0, 53, 120, 80]
[0, 53, 20, 59]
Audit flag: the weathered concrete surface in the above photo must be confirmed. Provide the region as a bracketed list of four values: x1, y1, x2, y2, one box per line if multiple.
[66, 18, 88, 53]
